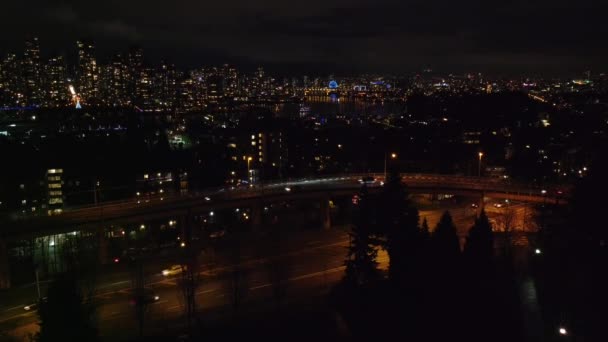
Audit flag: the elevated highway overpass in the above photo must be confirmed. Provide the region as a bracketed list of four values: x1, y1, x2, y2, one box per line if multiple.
[1, 173, 569, 240]
[0, 173, 570, 289]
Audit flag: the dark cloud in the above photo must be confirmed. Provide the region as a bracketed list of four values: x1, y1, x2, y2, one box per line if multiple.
[0, 0, 606, 74]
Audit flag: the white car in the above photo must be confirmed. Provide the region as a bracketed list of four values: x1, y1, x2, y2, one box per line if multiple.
[162, 264, 186, 276]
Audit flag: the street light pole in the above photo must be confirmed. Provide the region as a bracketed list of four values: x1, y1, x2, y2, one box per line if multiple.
[384, 152, 397, 180]
[478, 152, 484, 177]
[384, 152, 387, 180]
[247, 157, 253, 183]
[35, 267, 41, 299]
[93, 181, 99, 206]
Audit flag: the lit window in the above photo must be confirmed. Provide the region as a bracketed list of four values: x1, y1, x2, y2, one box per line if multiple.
[251, 141, 256, 146]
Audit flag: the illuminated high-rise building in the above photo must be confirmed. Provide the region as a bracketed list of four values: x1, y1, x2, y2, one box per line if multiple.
[0, 53, 24, 107]
[76, 40, 99, 104]
[206, 74, 223, 106]
[23, 37, 42, 106]
[127, 46, 144, 106]
[220, 64, 238, 98]
[99, 54, 129, 107]
[137, 68, 154, 109]
[154, 60, 177, 110]
[43, 56, 68, 107]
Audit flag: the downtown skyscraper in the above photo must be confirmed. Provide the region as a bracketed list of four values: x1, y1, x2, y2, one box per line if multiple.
[23, 37, 42, 106]
[76, 40, 99, 104]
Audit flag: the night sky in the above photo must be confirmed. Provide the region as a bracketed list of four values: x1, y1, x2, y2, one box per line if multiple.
[1, 0, 606, 75]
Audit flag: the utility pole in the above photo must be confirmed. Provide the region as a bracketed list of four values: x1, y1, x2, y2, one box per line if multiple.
[384, 152, 397, 180]
[383, 152, 387, 180]
[35, 265, 41, 299]
[93, 180, 99, 206]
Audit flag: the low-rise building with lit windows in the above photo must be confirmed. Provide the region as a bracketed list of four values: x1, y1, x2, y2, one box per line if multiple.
[46, 169, 63, 215]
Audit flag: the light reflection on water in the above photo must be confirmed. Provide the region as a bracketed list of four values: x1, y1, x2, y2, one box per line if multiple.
[272, 97, 407, 118]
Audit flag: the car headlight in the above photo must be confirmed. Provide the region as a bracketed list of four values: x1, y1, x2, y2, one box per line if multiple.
[24, 306, 31, 311]
[154, 296, 160, 301]
[162, 270, 169, 276]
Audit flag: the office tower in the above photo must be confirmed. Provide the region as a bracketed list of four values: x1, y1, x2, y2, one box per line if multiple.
[154, 60, 177, 110]
[76, 40, 99, 104]
[23, 37, 42, 106]
[44, 56, 68, 107]
[0, 53, 24, 107]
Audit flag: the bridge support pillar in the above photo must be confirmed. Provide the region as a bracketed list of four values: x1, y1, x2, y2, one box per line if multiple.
[479, 191, 485, 214]
[320, 198, 331, 230]
[430, 192, 438, 202]
[251, 202, 263, 232]
[0, 237, 11, 289]
[98, 227, 108, 265]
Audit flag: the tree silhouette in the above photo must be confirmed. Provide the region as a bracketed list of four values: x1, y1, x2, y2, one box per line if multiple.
[378, 171, 420, 283]
[129, 258, 149, 338]
[464, 209, 494, 269]
[35, 274, 98, 342]
[345, 184, 379, 286]
[178, 212, 203, 335]
[420, 218, 431, 243]
[432, 211, 461, 260]
[266, 224, 291, 310]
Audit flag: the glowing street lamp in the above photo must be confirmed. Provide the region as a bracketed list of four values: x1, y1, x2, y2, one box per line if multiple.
[478, 152, 484, 177]
[384, 152, 398, 180]
[559, 327, 567, 336]
[247, 156, 253, 181]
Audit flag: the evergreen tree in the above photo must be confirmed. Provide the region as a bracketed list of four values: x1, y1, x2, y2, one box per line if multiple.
[378, 171, 420, 283]
[432, 211, 461, 260]
[464, 209, 494, 267]
[36, 274, 98, 342]
[345, 184, 379, 286]
[420, 218, 431, 242]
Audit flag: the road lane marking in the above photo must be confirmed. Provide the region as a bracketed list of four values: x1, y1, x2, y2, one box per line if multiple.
[3, 305, 27, 312]
[196, 289, 217, 295]
[98, 280, 130, 289]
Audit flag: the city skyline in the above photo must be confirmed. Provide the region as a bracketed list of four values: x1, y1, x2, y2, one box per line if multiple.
[1, 0, 607, 75]
[1, 36, 602, 111]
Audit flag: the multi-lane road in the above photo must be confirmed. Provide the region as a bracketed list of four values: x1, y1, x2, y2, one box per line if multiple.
[0, 199, 537, 341]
